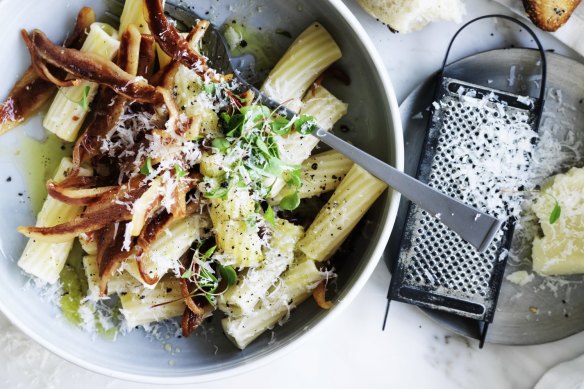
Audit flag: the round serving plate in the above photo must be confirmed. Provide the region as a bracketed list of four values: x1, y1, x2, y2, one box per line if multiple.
[387, 48, 584, 345]
[0, 0, 403, 383]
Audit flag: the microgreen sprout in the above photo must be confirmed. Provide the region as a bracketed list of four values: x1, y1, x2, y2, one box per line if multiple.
[78, 85, 91, 111]
[174, 164, 188, 179]
[543, 192, 561, 224]
[280, 192, 300, 211]
[501, 188, 562, 225]
[264, 204, 275, 225]
[140, 157, 153, 175]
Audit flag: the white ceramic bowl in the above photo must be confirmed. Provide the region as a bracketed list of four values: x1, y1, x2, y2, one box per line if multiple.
[0, 0, 403, 383]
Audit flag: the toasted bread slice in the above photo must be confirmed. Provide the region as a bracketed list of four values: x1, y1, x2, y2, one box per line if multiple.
[523, 0, 582, 31]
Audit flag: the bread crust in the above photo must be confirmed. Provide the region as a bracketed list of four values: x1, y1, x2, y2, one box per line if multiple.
[523, 0, 582, 31]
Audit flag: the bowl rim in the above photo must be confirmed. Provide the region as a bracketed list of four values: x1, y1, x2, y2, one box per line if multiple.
[0, 0, 404, 384]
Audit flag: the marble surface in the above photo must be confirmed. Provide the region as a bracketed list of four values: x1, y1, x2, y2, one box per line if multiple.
[2, 0, 584, 388]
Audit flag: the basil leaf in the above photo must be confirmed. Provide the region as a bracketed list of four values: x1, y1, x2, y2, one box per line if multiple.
[280, 192, 300, 210]
[219, 264, 237, 286]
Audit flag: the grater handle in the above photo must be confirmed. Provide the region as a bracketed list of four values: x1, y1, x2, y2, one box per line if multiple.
[314, 128, 503, 252]
[440, 14, 547, 130]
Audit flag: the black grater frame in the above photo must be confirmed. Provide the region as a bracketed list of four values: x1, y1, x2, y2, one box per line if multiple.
[385, 15, 547, 347]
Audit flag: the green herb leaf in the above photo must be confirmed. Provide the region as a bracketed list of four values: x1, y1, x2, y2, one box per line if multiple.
[255, 137, 272, 157]
[286, 168, 302, 188]
[264, 157, 284, 176]
[212, 137, 231, 152]
[280, 191, 300, 211]
[270, 116, 291, 135]
[174, 164, 188, 178]
[78, 85, 91, 111]
[181, 268, 193, 279]
[201, 245, 217, 261]
[264, 204, 275, 225]
[203, 83, 215, 95]
[226, 114, 244, 136]
[294, 115, 318, 135]
[549, 202, 561, 224]
[204, 186, 229, 199]
[219, 264, 237, 286]
[220, 112, 231, 124]
[140, 157, 153, 175]
[245, 214, 257, 228]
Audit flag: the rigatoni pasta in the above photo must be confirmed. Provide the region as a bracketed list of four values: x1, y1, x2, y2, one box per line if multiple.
[260, 23, 342, 111]
[43, 23, 120, 142]
[297, 165, 387, 262]
[17, 158, 91, 284]
[2, 1, 388, 351]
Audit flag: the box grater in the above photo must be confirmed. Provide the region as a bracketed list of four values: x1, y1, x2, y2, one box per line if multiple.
[385, 15, 547, 347]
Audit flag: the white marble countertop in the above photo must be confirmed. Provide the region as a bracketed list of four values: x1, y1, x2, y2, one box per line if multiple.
[2, 1, 584, 388]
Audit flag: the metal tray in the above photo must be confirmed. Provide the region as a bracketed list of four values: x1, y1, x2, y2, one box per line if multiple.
[385, 48, 584, 345]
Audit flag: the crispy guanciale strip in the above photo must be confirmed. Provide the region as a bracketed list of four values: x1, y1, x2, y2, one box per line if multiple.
[47, 183, 118, 205]
[181, 304, 213, 337]
[71, 25, 146, 168]
[143, 0, 220, 82]
[133, 196, 201, 285]
[137, 34, 156, 80]
[312, 280, 333, 310]
[26, 29, 163, 104]
[133, 210, 174, 285]
[179, 278, 213, 337]
[95, 221, 133, 294]
[18, 178, 149, 242]
[0, 7, 95, 135]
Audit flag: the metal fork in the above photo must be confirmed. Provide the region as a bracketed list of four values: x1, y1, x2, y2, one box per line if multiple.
[106, 0, 503, 252]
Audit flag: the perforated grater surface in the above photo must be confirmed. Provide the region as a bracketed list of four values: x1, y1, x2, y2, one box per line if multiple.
[385, 15, 547, 346]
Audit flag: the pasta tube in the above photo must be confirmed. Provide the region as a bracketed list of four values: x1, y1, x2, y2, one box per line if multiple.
[260, 23, 341, 111]
[209, 187, 264, 268]
[274, 150, 353, 202]
[83, 255, 141, 299]
[43, 23, 120, 142]
[17, 158, 92, 283]
[119, 0, 150, 34]
[124, 213, 210, 287]
[219, 219, 303, 315]
[270, 86, 348, 197]
[120, 278, 185, 328]
[222, 260, 324, 350]
[297, 165, 387, 262]
[79, 232, 97, 255]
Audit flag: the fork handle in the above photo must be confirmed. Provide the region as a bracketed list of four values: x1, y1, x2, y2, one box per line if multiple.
[312, 128, 503, 252]
[256, 91, 502, 252]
